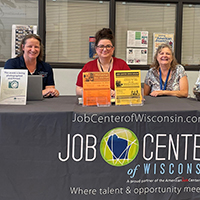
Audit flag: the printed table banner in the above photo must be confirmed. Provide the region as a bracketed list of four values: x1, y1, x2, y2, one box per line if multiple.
[0, 96, 199, 200]
[64, 110, 200, 200]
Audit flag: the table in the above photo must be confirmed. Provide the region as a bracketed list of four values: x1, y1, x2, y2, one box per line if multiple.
[0, 96, 199, 200]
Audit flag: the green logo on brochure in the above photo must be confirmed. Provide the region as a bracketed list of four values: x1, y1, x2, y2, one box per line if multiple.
[100, 128, 139, 167]
[8, 80, 19, 89]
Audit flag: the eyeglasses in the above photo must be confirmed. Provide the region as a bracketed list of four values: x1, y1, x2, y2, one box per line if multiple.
[96, 45, 114, 50]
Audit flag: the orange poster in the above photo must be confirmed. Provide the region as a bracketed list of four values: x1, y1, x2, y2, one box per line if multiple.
[83, 72, 111, 106]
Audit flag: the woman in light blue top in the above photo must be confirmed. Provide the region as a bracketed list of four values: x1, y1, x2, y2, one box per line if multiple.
[144, 43, 188, 97]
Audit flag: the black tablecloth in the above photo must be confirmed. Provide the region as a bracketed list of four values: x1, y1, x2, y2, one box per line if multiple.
[0, 96, 199, 200]
[0, 95, 199, 113]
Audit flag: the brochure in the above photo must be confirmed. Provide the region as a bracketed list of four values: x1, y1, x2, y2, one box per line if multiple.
[114, 70, 142, 106]
[82, 72, 111, 106]
[153, 33, 174, 56]
[0, 69, 28, 105]
[127, 31, 148, 48]
[126, 48, 148, 65]
[89, 36, 98, 59]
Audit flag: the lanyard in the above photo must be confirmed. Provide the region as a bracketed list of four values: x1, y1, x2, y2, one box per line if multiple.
[159, 68, 171, 90]
[98, 58, 112, 72]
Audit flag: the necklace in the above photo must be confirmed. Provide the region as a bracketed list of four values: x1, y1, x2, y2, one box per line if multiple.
[159, 68, 171, 90]
[98, 58, 113, 72]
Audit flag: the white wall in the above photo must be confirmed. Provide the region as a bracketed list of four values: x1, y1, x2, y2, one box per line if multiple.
[53, 68, 80, 96]
[53, 68, 198, 97]
[0, 67, 197, 97]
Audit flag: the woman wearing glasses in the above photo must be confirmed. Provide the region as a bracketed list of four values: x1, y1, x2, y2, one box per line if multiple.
[76, 28, 130, 97]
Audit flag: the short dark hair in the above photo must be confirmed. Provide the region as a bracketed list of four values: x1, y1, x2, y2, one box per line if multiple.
[95, 28, 115, 47]
[18, 34, 44, 62]
[151, 43, 178, 70]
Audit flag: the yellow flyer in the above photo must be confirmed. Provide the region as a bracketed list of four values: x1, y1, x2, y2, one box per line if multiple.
[83, 72, 111, 106]
[114, 70, 142, 105]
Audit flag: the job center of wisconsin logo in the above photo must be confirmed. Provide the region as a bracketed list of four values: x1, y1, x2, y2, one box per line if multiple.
[100, 127, 139, 167]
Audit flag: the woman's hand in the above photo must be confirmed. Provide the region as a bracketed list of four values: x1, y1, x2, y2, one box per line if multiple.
[150, 90, 163, 97]
[76, 86, 83, 96]
[145, 76, 188, 98]
[111, 89, 115, 97]
[43, 86, 59, 97]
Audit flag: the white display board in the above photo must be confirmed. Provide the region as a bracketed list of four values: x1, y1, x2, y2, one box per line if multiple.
[0, 69, 28, 105]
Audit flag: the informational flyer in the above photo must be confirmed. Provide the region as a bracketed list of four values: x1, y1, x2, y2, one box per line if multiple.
[82, 72, 111, 106]
[89, 36, 98, 59]
[0, 69, 28, 105]
[126, 48, 148, 65]
[114, 70, 142, 106]
[153, 33, 174, 55]
[12, 24, 37, 58]
[127, 31, 148, 47]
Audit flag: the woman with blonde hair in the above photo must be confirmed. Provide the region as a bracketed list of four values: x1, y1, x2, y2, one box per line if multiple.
[144, 43, 188, 97]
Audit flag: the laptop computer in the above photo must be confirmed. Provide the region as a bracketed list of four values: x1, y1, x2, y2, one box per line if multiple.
[27, 75, 43, 101]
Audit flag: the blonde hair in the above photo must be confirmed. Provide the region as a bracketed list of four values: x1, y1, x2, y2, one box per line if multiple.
[151, 43, 178, 70]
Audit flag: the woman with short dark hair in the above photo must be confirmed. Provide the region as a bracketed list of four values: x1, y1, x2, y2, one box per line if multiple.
[76, 28, 130, 97]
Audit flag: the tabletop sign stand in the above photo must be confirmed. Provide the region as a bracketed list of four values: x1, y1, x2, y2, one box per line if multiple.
[0, 69, 28, 105]
[82, 72, 111, 107]
[114, 70, 144, 106]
